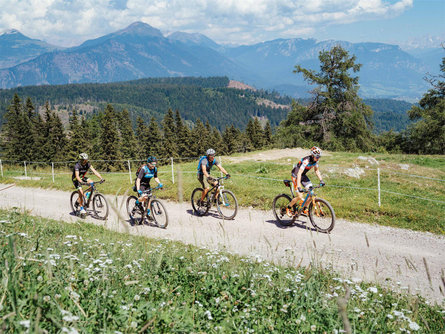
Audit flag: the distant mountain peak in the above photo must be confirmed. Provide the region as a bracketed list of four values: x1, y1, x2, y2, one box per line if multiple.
[1, 29, 21, 35]
[117, 21, 163, 38]
[167, 31, 220, 49]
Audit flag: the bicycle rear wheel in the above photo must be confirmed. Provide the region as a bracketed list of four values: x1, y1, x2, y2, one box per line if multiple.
[70, 191, 81, 215]
[191, 188, 210, 216]
[272, 194, 294, 226]
[150, 199, 168, 228]
[92, 193, 109, 220]
[216, 190, 238, 220]
[126, 196, 143, 225]
[308, 198, 335, 233]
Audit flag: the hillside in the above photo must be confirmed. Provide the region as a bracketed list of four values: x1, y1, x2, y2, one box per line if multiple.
[0, 77, 412, 133]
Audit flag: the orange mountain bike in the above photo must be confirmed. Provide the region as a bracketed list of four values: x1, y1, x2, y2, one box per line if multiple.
[272, 180, 335, 233]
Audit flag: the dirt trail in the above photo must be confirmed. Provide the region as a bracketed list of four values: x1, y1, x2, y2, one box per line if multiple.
[0, 183, 444, 305]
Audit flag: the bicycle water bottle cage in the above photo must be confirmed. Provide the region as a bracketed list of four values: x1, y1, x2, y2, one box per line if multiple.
[283, 180, 291, 187]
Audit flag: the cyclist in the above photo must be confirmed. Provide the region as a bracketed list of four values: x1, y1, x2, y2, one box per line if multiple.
[72, 152, 104, 215]
[197, 148, 230, 204]
[134, 156, 163, 215]
[286, 146, 325, 216]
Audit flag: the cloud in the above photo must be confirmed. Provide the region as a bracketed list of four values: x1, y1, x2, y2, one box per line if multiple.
[0, 0, 413, 46]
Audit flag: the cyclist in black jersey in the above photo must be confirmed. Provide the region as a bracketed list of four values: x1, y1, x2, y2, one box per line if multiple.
[197, 148, 230, 204]
[72, 153, 104, 215]
[286, 146, 325, 216]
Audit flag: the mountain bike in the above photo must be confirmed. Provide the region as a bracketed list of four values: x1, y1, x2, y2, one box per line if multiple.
[70, 179, 109, 220]
[272, 180, 335, 233]
[191, 175, 238, 220]
[126, 186, 168, 228]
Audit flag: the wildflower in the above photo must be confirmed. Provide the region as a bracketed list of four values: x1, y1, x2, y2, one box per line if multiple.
[204, 310, 213, 320]
[43, 295, 50, 302]
[19, 320, 30, 328]
[63, 315, 79, 322]
[61, 327, 79, 334]
[37, 275, 43, 282]
[55, 294, 61, 299]
[130, 321, 137, 328]
[311, 325, 316, 331]
[367, 287, 378, 293]
[408, 321, 420, 331]
[134, 295, 140, 301]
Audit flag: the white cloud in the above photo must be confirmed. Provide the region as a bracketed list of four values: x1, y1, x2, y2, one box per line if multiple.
[0, 0, 414, 46]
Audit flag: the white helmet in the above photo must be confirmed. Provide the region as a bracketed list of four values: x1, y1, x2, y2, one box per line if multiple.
[206, 148, 216, 156]
[310, 146, 322, 158]
[79, 152, 89, 160]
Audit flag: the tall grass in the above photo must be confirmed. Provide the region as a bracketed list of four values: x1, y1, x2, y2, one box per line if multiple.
[0, 209, 443, 333]
[1, 151, 444, 234]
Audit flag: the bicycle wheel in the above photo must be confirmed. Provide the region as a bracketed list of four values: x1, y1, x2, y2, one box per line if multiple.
[308, 198, 335, 233]
[150, 199, 168, 228]
[272, 194, 294, 226]
[70, 191, 81, 215]
[126, 196, 143, 225]
[191, 188, 210, 216]
[92, 193, 109, 220]
[216, 190, 238, 220]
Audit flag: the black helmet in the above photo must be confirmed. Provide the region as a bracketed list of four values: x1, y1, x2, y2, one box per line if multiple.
[147, 156, 157, 164]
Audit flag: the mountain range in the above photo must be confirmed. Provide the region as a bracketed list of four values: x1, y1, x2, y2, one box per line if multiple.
[0, 22, 442, 100]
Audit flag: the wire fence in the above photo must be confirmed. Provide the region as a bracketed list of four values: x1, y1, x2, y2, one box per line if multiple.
[0, 157, 444, 206]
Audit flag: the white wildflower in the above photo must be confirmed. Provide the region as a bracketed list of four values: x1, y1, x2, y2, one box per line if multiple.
[408, 321, 420, 331]
[19, 320, 30, 328]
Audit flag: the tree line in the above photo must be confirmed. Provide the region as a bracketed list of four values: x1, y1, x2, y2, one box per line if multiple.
[0, 94, 273, 170]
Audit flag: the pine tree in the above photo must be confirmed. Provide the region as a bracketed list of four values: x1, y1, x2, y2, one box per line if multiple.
[161, 109, 177, 158]
[264, 120, 273, 146]
[190, 119, 210, 157]
[147, 117, 162, 158]
[119, 109, 137, 159]
[99, 104, 121, 171]
[293, 45, 374, 151]
[135, 116, 149, 159]
[174, 110, 192, 157]
[252, 117, 265, 149]
[2, 94, 24, 161]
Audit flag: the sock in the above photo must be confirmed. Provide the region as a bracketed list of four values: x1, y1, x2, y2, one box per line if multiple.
[136, 200, 139, 204]
[80, 206, 84, 210]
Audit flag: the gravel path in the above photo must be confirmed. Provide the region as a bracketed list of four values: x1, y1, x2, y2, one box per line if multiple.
[1, 183, 444, 305]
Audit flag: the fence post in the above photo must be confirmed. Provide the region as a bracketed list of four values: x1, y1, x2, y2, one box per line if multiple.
[171, 157, 175, 184]
[377, 168, 381, 207]
[127, 160, 132, 184]
[219, 156, 223, 177]
[24, 161, 27, 178]
[51, 162, 55, 183]
[0, 159, 3, 177]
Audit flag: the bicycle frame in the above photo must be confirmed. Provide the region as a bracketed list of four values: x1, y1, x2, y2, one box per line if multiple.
[284, 180, 320, 211]
[80, 179, 105, 208]
[206, 176, 228, 205]
[138, 186, 162, 211]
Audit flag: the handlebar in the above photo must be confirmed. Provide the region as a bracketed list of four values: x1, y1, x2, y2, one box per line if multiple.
[139, 185, 164, 194]
[300, 185, 323, 193]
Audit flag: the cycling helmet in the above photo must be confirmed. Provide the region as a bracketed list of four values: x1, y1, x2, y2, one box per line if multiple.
[206, 148, 216, 156]
[147, 156, 158, 164]
[79, 152, 88, 160]
[310, 146, 322, 158]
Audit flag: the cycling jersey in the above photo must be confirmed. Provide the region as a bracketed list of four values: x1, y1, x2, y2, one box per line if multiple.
[291, 155, 318, 177]
[72, 161, 91, 180]
[137, 165, 158, 188]
[197, 156, 220, 175]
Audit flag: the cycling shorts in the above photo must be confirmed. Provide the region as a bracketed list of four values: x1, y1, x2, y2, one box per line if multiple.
[291, 174, 312, 190]
[197, 173, 214, 188]
[73, 177, 88, 189]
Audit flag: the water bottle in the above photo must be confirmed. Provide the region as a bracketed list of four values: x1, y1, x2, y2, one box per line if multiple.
[85, 191, 91, 200]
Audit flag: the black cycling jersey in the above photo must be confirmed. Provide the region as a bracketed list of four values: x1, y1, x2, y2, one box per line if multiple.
[291, 155, 319, 177]
[72, 161, 91, 180]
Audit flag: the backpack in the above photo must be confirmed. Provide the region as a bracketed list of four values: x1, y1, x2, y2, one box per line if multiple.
[197, 156, 215, 174]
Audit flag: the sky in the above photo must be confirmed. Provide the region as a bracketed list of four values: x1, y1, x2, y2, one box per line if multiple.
[0, 0, 443, 49]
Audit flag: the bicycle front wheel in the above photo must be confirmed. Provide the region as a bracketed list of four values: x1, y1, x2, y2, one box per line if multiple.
[150, 199, 168, 228]
[272, 194, 293, 226]
[216, 190, 238, 220]
[70, 191, 81, 215]
[191, 188, 210, 217]
[92, 193, 109, 220]
[308, 198, 335, 233]
[126, 196, 143, 225]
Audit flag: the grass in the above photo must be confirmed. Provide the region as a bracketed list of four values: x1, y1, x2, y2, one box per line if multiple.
[0, 209, 444, 333]
[1, 150, 444, 234]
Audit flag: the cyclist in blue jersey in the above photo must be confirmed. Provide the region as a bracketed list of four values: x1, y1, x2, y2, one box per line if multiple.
[286, 146, 325, 216]
[197, 148, 230, 204]
[72, 152, 104, 215]
[134, 156, 163, 215]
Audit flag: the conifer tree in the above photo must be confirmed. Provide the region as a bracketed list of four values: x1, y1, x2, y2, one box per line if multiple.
[190, 119, 210, 157]
[119, 109, 137, 159]
[264, 120, 273, 146]
[99, 104, 121, 170]
[174, 110, 192, 157]
[135, 116, 149, 159]
[293, 45, 374, 151]
[2, 94, 25, 161]
[46, 108, 67, 161]
[161, 109, 177, 158]
[147, 117, 162, 158]
[252, 117, 265, 149]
